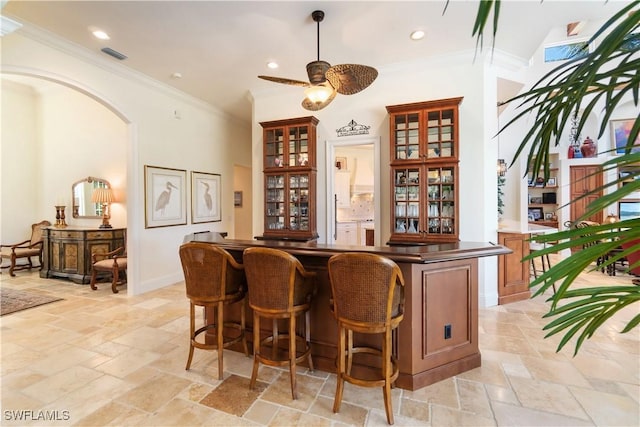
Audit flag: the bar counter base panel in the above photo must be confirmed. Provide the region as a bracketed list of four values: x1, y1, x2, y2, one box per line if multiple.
[186, 233, 510, 391]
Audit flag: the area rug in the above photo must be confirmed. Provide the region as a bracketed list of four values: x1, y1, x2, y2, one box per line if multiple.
[1, 288, 63, 316]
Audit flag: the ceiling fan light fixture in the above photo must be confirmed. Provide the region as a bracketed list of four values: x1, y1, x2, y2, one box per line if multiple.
[304, 84, 333, 104]
[267, 61, 278, 69]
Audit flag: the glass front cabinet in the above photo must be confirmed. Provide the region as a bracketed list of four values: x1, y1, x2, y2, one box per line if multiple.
[261, 116, 319, 241]
[386, 97, 463, 244]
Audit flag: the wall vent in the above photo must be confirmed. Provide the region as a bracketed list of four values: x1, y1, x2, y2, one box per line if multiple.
[101, 47, 127, 60]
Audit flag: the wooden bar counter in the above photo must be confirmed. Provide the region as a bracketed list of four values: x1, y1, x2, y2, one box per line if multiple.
[184, 232, 509, 390]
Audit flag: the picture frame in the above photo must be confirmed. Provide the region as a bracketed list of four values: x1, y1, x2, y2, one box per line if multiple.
[530, 196, 543, 204]
[528, 207, 543, 221]
[618, 199, 640, 221]
[234, 191, 243, 207]
[144, 165, 187, 228]
[544, 212, 554, 220]
[191, 171, 221, 223]
[611, 119, 640, 155]
[546, 177, 557, 187]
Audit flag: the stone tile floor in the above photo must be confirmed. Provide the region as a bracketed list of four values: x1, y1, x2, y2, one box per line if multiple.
[1, 260, 638, 426]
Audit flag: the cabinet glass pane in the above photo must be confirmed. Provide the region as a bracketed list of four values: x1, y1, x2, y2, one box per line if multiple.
[394, 113, 419, 160]
[287, 173, 310, 232]
[394, 168, 421, 235]
[425, 109, 455, 158]
[265, 129, 285, 168]
[442, 109, 454, 125]
[265, 174, 285, 230]
[426, 166, 456, 235]
[288, 126, 309, 167]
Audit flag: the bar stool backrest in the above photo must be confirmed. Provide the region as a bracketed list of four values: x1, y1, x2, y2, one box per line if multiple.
[179, 242, 244, 304]
[328, 252, 405, 325]
[243, 247, 312, 311]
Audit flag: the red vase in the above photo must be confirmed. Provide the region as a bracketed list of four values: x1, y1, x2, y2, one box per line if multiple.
[580, 137, 597, 158]
[568, 145, 575, 159]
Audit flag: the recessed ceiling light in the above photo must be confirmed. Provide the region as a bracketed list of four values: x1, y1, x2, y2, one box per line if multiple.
[171, 72, 182, 79]
[92, 29, 110, 40]
[267, 61, 278, 69]
[410, 30, 425, 41]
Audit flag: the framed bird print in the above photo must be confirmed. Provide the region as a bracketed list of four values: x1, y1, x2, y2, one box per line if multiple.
[144, 165, 187, 228]
[191, 171, 221, 223]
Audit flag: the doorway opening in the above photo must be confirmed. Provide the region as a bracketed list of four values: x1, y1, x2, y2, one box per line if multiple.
[325, 137, 380, 246]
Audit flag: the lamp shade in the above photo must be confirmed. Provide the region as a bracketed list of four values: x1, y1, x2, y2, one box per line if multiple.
[91, 187, 115, 204]
[605, 214, 619, 224]
[304, 85, 333, 104]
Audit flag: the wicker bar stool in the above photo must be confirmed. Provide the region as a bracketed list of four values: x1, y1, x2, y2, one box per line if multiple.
[328, 252, 405, 425]
[179, 242, 249, 380]
[242, 247, 316, 400]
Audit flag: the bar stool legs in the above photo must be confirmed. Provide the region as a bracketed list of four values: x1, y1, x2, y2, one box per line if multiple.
[249, 309, 313, 400]
[243, 247, 316, 400]
[530, 251, 556, 294]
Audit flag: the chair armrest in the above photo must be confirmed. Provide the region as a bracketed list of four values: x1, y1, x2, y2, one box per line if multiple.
[92, 246, 126, 263]
[0, 240, 30, 249]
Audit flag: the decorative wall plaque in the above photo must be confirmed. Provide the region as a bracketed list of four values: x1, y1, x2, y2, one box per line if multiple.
[336, 119, 370, 137]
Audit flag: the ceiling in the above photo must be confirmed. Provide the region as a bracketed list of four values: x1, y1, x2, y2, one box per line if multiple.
[1, 1, 629, 124]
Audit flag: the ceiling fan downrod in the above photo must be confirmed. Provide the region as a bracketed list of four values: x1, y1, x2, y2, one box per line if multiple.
[307, 10, 330, 86]
[312, 10, 324, 62]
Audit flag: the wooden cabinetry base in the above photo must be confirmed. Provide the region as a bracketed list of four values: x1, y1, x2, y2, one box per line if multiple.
[497, 232, 531, 305]
[396, 352, 481, 390]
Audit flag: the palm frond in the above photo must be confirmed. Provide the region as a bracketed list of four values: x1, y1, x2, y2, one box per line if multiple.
[494, 1, 640, 354]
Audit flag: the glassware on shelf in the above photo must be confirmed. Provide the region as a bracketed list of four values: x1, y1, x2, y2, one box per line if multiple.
[408, 220, 417, 233]
[396, 220, 406, 232]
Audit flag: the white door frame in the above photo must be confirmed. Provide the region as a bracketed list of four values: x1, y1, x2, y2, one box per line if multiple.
[325, 136, 381, 245]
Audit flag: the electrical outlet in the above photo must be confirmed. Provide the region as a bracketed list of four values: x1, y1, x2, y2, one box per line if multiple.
[444, 324, 452, 339]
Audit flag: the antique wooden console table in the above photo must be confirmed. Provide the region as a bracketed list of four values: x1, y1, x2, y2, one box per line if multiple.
[184, 232, 509, 390]
[41, 226, 126, 284]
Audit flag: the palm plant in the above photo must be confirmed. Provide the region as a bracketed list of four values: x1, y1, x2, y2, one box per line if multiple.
[471, 0, 640, 354]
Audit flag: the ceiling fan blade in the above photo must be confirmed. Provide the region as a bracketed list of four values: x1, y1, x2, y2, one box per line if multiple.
[301, 86, 337, 111]
[258, 75, 310, 88]
[325, 64, 378, 95]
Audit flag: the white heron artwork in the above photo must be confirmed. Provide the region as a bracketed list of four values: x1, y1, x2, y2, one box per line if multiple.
[202, 181, 213, 213]
[192, 173, 220, 223]
[155, 181, 178, 216]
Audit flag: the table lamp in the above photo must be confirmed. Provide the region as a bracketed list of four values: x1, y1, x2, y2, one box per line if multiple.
[605, 214, 619, 224]
[91, 187, 115, 229]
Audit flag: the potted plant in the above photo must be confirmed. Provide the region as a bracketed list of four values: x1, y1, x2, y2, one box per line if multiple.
[468, 0, 640, 354]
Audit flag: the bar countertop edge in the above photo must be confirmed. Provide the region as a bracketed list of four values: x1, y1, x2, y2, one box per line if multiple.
[184, 233, 511, 263]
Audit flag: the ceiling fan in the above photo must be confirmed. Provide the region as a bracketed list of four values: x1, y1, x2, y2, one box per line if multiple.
[258, 10, 378, 111]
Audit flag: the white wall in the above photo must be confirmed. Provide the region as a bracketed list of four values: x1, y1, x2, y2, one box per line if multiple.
[1, 27, 251, 295]
[1, 80, 40, 243]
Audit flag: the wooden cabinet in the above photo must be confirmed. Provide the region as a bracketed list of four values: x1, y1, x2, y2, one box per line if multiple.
[41, 227, 126, 284]
[261, 116, 319, 241]
[497, 232, 530, 304]
[570, 165, 603, 224]
[335, 222, 358, 245]
[386, 97, 462, 244]
[335, 171, 351, 208]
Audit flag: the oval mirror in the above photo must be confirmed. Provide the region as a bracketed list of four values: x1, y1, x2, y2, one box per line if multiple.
[72, 177, 111, 219]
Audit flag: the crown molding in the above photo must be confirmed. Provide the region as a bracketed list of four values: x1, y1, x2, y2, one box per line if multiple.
[0, 15, 22, 37]
[5, 17, 248, 127]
